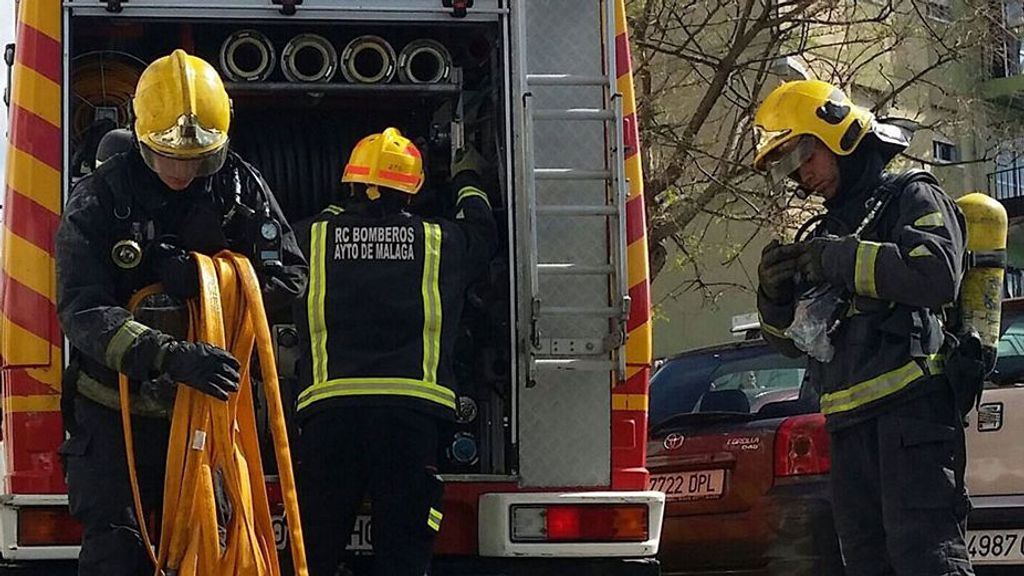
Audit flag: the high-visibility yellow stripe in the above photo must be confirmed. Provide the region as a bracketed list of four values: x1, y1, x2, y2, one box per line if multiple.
[421, 223, 442, 383]
[4, 394, 60, 413]
[105, 320, 148, 371]
[427, 508, 443, 532]
[7, 147, 62, 215]
[0, 318, 53, 369]
[612, 393, 648, 411]
[12, 64, 61, 127]
[820, 355, 943, 415]
[913, 212, 944, 228]
[909, 245, 932, 258]
[457, 186, 490, 207]
[19, 1, 62, 42]
[322, 205, 343, 215]
[307, 222, 330, 386]
[854, 241, 881, 299]
[296, 378, 457, 412]
[3, 231, 54, 300]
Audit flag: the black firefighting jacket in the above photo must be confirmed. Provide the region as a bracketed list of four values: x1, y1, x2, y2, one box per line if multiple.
[56, 151, 309, 414]
[758, 170, 967, 430]
[293, 174, 498, 422]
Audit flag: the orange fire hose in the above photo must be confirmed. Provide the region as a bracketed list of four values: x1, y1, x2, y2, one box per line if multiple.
[119, 251, 308, 576]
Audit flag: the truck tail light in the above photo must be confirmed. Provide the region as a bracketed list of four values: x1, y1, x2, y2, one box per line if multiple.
[774, 413, 831, 478]
[511, 504, 648, 542]
[18, 507, 83, 546]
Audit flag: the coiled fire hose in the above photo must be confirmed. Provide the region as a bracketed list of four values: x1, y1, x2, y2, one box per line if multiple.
[120, 252, 308, 576]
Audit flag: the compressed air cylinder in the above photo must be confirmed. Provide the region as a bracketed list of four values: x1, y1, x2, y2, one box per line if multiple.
[957, 193, 1008, 348]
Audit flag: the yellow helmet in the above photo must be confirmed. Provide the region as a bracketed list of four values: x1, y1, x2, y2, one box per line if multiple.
[752, 80, 874, 172]
[133, 49, 231, 177]
[342, 127, 424, 200]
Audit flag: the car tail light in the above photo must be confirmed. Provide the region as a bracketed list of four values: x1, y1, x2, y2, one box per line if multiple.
[511, 504, 649, 542]
[774, 413, 830, 477]
[18, 507, 83, 546]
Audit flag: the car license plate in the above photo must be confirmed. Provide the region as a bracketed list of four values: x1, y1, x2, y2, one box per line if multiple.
[648, 470, 725, 501]
[967, 529, 1024, 565]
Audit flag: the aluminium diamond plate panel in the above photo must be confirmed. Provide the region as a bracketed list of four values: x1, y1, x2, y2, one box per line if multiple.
[518, 370, 611, 487]
[515, 0, 613, 487]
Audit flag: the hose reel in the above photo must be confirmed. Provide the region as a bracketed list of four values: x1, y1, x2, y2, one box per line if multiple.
[340, 35, 397, 84]
[398, 39, 453, 84]
[219, 29, 276, 82]
[281, 33, 338, 83]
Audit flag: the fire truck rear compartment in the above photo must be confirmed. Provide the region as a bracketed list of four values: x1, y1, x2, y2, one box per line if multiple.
[69, 18, 515, 478]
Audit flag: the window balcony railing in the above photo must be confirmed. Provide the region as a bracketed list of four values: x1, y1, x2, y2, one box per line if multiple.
[988, 166, 1024, 201]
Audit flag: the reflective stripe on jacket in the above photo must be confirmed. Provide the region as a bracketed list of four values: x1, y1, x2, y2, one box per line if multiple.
[294, 183, 497, 421]
[758, 171, 966, 429]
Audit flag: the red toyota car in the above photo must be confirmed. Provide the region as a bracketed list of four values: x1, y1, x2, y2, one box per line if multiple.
[647, 337, 843, 575]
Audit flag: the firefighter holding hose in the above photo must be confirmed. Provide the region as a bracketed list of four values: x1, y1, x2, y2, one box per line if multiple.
[55, 49, 308, 575]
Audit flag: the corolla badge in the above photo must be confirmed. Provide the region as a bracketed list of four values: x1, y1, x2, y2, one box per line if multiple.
[663, 433, 685, 450]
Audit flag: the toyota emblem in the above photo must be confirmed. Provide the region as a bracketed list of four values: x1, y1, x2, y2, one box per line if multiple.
[663, 433, 685, 450]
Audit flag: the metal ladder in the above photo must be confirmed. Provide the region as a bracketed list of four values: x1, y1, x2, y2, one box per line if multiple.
[521, 0, 630, 386]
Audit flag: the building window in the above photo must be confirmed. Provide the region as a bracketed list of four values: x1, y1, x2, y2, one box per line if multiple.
[925, 0, 952, 22]
[933, 140, 959, 163]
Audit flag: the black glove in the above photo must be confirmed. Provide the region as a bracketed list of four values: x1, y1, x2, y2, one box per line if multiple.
[797, 236, 841, 286]
[151, 242, 200, 300]
[157, 340, 240, 401]
[758, 239, 804, 303]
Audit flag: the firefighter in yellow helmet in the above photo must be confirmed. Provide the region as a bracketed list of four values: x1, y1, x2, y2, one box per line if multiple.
[293, 128, 497, 575]
[55, 50, 308, 575]
[753, 80, 974, 575]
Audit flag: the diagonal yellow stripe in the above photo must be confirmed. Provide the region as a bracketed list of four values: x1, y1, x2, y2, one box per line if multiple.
[4, 394, 61, 413]
[12, 64, 61, 127]
[3, 230, 54, 301]
[19, 2, 61, 42]
[612, 393, 648, 411]
[27, 360, 63, 390]
[7, 146, 62, 215]
[0, 319, 55, 372]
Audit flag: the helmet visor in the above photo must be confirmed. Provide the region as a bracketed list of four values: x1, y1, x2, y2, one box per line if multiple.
[140, 142, 228, 179]
[763, 135, 815, 190]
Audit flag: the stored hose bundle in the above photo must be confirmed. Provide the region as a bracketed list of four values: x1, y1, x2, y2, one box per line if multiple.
[120, 252, 308, 576]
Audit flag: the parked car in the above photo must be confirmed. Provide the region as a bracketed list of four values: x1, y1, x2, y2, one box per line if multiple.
[647, 338, 843, 575]
[964, 298, 1024, 572]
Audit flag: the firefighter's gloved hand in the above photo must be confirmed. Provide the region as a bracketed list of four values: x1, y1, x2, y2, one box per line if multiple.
[798, 236, 841, 286]
[758, 239, 803, 303]
[152, 242, 200, 300]
[157, 340, 240, 401]
[451, 144, 487, 178]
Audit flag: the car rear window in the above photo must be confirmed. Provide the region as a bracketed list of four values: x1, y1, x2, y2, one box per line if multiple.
[649, 343, 807, 427]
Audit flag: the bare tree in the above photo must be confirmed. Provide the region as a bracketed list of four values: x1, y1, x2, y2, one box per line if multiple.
[628, 0, 1017, 305]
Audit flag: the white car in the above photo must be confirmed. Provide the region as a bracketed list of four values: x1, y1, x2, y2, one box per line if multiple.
[966, 298, 1024, 569]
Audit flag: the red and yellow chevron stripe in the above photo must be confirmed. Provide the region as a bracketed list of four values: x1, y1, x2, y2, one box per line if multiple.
[2, 0, 66, 494]
[610, 0, 653, 491]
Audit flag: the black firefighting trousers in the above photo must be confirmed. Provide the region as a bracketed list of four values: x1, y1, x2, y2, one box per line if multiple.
[297, 406, 443, 576]
[830, 377, 975, 576]
[60, 395, 170, 576]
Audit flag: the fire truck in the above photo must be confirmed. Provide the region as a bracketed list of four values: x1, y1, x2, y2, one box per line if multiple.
[0, 0, 662, 573]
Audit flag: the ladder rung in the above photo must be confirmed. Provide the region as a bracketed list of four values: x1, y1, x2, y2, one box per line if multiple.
[533, 358, 615, 371]
[534, 109, 615, 121]
[540, 306, 619, 317]
[537, 205, 617, 216]
[535, 168, 612, 180]
[538, 264, 615, 275]
[527, 74, 609, 86]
